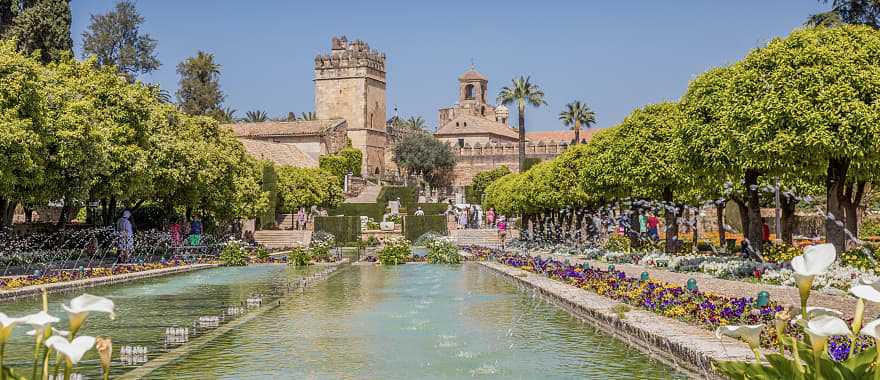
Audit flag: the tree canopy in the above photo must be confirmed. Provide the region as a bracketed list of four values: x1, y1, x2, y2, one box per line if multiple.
[81, 0, 159, 81]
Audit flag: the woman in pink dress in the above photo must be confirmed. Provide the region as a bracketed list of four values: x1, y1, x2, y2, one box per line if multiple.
[486, 208, 496, 227]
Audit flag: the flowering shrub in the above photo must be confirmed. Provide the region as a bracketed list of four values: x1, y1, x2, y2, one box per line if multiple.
[378, 237, 412, 265]
[498, 253, 781, 339]
[0, 261, 187, 289]
[288, 246, 311, 266]
[840, 246, 877, 271]
[309, 232, 335, 262]
[761, 244, 801, 263]
[425, 237, 461, 264]
[603, 235, 630, 253]
[602, 250, 642, 264]
[220, 241, 248, 266]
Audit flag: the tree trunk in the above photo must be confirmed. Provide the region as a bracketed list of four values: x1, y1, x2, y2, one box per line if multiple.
[691, 209, 698, 251]
[517, 104, 526, 172]
[24, 207, 32, 224]
[57, 198, 70, 228]
[108, 197, 118, 226]
[844, 181, 866, 243]
[733, 197, 750, 240]
[716, 202, 726, 246]
[0, 197, 6, 227]
[2, 200, 15, 228]
[825, 158, 850, 253]
[663, 187, 678, 253]
[573, 120, 580, 145]
[780, 195, 796, 246]
[745, 169, 764, 255]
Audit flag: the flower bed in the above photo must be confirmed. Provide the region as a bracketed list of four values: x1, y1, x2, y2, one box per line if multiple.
[0, 261, 192, 290]
[497, 252, 783, 345]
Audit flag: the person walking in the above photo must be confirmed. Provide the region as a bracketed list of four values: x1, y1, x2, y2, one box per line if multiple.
[189, 215, 203, 246]
[458, 207, 469, 229]
[647, 212, 660, 241]
[170, 218, 182, 246]
[296, 207, 306, 230]
[116, 210, 134, 263]
[497, 216, 508, 249]
[486, 208, 496, 227]
[638, 210, 648, 236]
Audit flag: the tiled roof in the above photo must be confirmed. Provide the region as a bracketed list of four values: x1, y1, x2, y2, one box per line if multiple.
[526, 128, 600, 143]
[226, 119, 345, 138]
[238, 139, 318, 168]
[459, 68, 487, 81]
[435, 115, 519, 139]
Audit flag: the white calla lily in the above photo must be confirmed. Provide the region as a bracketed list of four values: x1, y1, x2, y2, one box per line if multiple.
[793, 307, 843, 327]
[63, 294, 114, 334]
[0, 313, 22, 344]
[805, 315, 852, 361]
[716, 324, 764, 359]
[790, 244, 836, 314]
[20, 311, 59, 329]
[26, 328, 68, 337]
[45, 335, 96, 365]
[850, 279, 880, 303]
[860, 318, 880, 339]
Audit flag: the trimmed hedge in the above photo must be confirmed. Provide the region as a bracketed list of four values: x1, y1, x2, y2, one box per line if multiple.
[403, 215, 448, 241]
[314, 216, 362, 243]
[328, 203, 386, 220]
[417, 203, 449, 216]
[379, 185, 417, 209]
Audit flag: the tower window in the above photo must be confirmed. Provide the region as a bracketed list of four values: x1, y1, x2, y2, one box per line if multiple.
[458, 139, 465, 148]
[481, 106, 485, 116]
[463, 122, 467, 127]
[465, 84, 475, 100]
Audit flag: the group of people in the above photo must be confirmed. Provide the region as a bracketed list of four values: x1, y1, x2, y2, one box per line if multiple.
[115, 211, 205, 263]
[449, 205, 504, 230]
[294, 207, 329, 230]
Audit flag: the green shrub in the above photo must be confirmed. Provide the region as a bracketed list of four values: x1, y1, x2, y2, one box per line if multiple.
[425, 237, 461, 264]
[603, 235, 630, 253]
[378, 237, 412, 265]
[255, 246, 270, 261]
[522, 157, 542, 171]
[339, 146, 363, 176]
[841, 245, 877, 271]
[403, 215, 448, 241]
[328, 203, 386, 220]
[379, 185, 418, 209]
[860, 218, 880, 239]
[259, 161, 278, 229]
[417, 203, 448, 215]
[220, 241, 248, 266]
[314, 216, 361, 243]
[288, 246, 311, 266]
[761, 243, 801, 263]
[364, 235, 380, 247]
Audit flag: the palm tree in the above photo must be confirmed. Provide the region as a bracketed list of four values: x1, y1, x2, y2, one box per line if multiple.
[214, 106, 237, 123]
[497, 76, 547, 171]
[405, 116, 426, 130]
[243, 110, 269, 123]
[299, 112, 317, 121]
[558, 101, 596, 145]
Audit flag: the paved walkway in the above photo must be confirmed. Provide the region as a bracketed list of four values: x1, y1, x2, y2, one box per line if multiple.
[534, 252, 876, 320]
[346, 183, 381, 203]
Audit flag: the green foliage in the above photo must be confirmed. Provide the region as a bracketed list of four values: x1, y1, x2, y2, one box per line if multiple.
[319, 147, 363, 183]
[255, 246, 270, 261]
[604, 235, 631, 253]
[4, 0, 72, 64]
[220, 241, 248, 266]
[522, 157, 542, 171]
[339, 147, 363, 176]
[417, 203, 448, 216]
[259, 162, 278, 229]
[470, 166, 511, 204]
[81, 0, 160, 80]
[276, 166, 343, 211]
[314, 216, 361, 243]
[328, 203, 386, 220]
[392, 133, 455, 187]
[378, 237, 412, 265]
[309, 232, 334, 262]
[841, 245, 878, 271]
[288, 246, 310, 266]
[860, 219, 880, 239]
[403, 215, 448, 242]
[176, 51, 224, 118]
[379, 185, 417, 209]
[762, 244, 802, 263]
[425, 237, 461, 264]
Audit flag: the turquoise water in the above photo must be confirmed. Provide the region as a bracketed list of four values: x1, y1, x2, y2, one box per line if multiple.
[151, 264, 685, 379]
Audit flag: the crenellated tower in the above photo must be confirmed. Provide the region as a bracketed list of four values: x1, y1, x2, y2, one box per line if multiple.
[314, 36, 387, 176]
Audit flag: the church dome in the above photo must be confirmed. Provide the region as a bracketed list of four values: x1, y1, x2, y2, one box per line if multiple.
[459, 68, 487, 81]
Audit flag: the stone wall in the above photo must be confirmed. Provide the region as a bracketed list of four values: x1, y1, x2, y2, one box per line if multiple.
[450, 141, 569, 187]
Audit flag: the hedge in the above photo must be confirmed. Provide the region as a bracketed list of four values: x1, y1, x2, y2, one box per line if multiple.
[314, 216, 362, 243]
[417, 203, 449, 215]
[379, 185, 417, 209]
[327, 203, 386, 220]
[403, 215, 448, 241]
[259, 162, 278, 229]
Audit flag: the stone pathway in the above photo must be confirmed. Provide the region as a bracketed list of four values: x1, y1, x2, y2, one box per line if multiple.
[346, 183, 381, 203]
[536, 252, 876, 320]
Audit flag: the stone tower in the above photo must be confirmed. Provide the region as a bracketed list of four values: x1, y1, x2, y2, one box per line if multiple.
[314, 36, 387, 176]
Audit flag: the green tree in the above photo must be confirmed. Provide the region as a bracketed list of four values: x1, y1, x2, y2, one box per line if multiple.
[176, 50, 225, 118]
[243, 110, 268, 123]
[471, 166, 511, 204]
[392, 133, 455, 187]
[276, 166, 343, 211]
[4, 0, 72, 63]
[558, 100, 595, 144]
[808, 0, 880, 28]
[81, 0, 159, 81]
[299, 111, 316, 121]
[403, 116, 427, 131]
[497, 76, 547, 171]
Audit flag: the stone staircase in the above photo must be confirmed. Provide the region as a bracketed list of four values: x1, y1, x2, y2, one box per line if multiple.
[253, 230, 312, 249]
[450, 229, 519, 247]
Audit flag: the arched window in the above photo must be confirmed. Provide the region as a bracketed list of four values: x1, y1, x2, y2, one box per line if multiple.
[481, 106, 485, 116]
[465, 84, 475, 100]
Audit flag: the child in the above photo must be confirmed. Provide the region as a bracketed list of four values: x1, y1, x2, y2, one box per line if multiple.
[497, 216, 508, 249]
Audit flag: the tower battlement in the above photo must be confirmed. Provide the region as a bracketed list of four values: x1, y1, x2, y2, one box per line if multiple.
[315, 35, 386, 72]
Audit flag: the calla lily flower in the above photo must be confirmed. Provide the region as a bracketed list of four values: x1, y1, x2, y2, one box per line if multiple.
[860, 318, 880, 339]
[793, 307, 843, 326]
[791, 244, 836, 314]
[805, 315, 851, 360]
[0, 313, 21, 344]
[850, 279, 880, 303]
[20, 311, 59, 329]
[62, 294, 115, 334]
[26, 328, 68, 337]
[45, 335, 95, 365]
[716, 324, 764, 359]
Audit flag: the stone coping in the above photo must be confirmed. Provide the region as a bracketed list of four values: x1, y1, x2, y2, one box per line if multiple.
[0, 264, 219, 303]
[118, 259, 349, 380]
[479, 261, 763, 380]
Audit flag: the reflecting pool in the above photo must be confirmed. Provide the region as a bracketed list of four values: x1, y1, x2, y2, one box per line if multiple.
[151, 264, 685, 379]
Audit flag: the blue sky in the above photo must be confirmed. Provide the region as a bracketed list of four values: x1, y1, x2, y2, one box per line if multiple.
[70, 1, 825, 131]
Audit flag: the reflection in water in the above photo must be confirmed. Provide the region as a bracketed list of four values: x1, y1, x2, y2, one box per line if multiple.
[155, 264, 685, 379]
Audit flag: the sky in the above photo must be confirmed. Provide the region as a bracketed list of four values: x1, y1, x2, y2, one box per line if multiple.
[70, 0, 826, 131]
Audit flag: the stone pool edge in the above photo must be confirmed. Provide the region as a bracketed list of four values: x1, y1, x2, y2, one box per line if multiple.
[478, 261, 759, 380]
[0, 264, 219, 303]
[117, 259, 349, 380]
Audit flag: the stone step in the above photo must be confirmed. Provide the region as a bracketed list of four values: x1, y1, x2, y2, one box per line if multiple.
[254, 230, 312, 249]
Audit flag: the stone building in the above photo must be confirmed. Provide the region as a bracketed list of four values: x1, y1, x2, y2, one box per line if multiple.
[314, 36, 387, 176]
[435, 68, 518, 147]
[227, 36, 387, 175]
